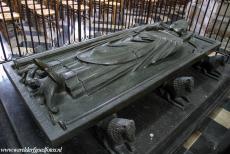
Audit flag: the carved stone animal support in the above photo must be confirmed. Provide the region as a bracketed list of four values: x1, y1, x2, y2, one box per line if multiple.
[195, 55, 225, 80]
[97, 116, 136, 154]
[107, 118, 136, 145]
[159, 76, 195, 109]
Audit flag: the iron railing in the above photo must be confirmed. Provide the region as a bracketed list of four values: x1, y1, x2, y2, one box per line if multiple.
[0, 0, 229, 63]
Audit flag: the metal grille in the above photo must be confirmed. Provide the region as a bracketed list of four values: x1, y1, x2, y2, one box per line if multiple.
[0, 0, 229, 63]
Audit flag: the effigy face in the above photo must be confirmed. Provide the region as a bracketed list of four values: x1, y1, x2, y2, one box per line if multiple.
[3, 20, 220, 145]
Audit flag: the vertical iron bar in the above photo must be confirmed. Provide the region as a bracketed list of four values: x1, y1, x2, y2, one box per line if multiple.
[0, 2, 13, 54]
[162, 0, 168, 22]
[47, 0, 54, 47]
[138, 0, 143, 23]
[40, 0, 48, 49]
[16, 0, 28, 54]
[153, 0, 158, 22]
[143, 0, 147, 22]
[89, 0, 92, 38]
[150, 0, 156, 23]
[106, 0, 109, 34]
[120, 0, 125, 29]
[93, 0, 96, 37]
[66, 0, 70, 44]
[66, 0, 70, 43]
[193, 0, 205, 32]
[141, 0, 146, 23]
[140, 0, 145, 23]
[171, 0, 178, 23]
[83, 0, 86, 40]
[166, 0, 173, 23]
[181, 0, 187, 19]
[102, 0, 105, 32]
[160, 0, 165, 22]
[111, 0, 114, 31]
[55, 0, 60, 47]
[146, 0, 152, 24]
[114, 0, 118, 31]
[188, 0, 199, 31]
[137, 0, 142, 24]
[8, 0, 22, 56]
[126, 0, 130, 28]
[98, 0, 101, 33]
[131, 0, 136, 26]
[0, 33, 7, 61]
[134, 0, 139, 25]
[24, 0, 35, 53]
[72, 0, 76, 41]
[117, 0, 122, 30]
[175, 0, 183, 21]
[130, 0, 135, 26]
[204, 0, 217, 37]
[186, 0, 192, 20]
[77, 0, 82, 41]
[215, 2, 229, 40]
[127, 0, 132, 28]
[60, 0, 65, 44]
[143, 0, 148, 23]
[32, 0, 41, 45]
[198, 0, 211, 35]
[158, 0, 164, 22]
[209, 0, 224, 38]
[135, 0, 140, 25]
[221, 16, 230, 42]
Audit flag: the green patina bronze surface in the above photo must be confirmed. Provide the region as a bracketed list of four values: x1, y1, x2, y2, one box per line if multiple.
[3, 20, 220, 145]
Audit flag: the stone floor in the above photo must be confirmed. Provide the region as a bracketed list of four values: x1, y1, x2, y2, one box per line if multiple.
[175, 102, 230, 154]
